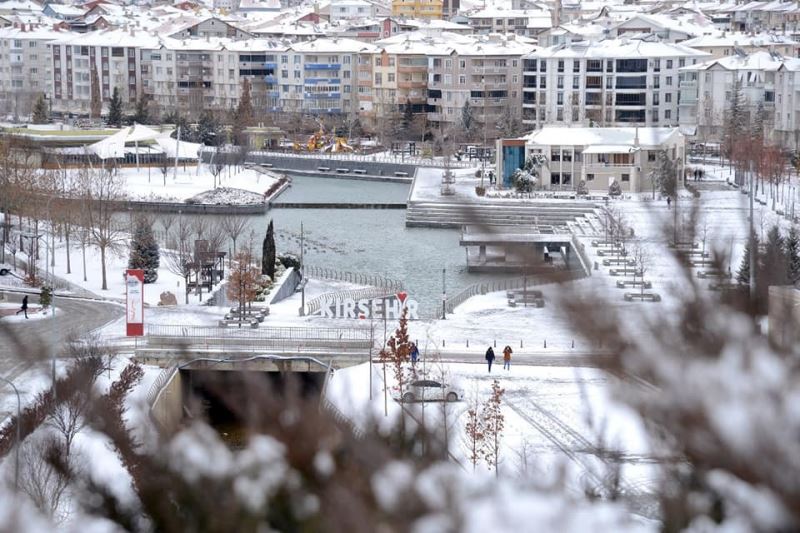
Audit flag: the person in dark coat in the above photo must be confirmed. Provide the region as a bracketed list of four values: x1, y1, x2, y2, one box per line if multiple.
[667, 196, 672, 209]
[15, 295, 28, 319]
[485, 347, 495, 372]
[410, 343, 419, 365]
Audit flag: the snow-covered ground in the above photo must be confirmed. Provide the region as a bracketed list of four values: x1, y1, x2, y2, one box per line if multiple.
[0, 302, 59, 323]
[80, 165, 281, 204]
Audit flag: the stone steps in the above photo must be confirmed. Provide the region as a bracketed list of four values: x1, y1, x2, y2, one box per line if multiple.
[406, 200, 598, 229]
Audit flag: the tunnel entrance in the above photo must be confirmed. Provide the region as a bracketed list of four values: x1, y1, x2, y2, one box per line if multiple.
[182, 368, 326, 447]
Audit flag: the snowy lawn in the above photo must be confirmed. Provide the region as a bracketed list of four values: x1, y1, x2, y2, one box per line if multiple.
[0, 302, 58, 323]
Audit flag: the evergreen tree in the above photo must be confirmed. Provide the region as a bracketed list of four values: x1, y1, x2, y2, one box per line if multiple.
[132, 95, 150, 125]
[737, 237, 758, 286]
[651, 150, 678, 198]
[460, 100, 475, 140]
[107, 87, 123, 127]
[786, 225, 800, 284]
[31, 93, 49, 124]
[722, 76, 746, 164]
[261, 219, 275, 279]
[402, 99, 414, 130]
[90, 67, 102, 120]
[231, 78, 253, 146]
[761, 225, 788, 287]
[128, 218, 160, 284]
[197, 112, 222, 146]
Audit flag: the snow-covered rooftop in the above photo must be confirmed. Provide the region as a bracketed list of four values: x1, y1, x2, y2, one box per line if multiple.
[529, 38, 711, 59]
[680, 50, 800, 72]
[524, 126, 683, 148]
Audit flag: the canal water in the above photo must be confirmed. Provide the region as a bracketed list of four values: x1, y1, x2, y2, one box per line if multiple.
[140, 174, 512, 316]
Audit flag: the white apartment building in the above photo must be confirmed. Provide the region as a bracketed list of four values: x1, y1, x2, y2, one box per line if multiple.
[678, 50, 800, 149]
[513, 126, 685, 192]
[426, 33, 535, 133]
[50, 29, 159, 115]
[522, 39, 710, 130]
[680, 32, 800, 59]
[329, 0, 375, 21]
[0, 25, 60, 118]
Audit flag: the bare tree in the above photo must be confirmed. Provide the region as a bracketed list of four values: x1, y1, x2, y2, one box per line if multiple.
[191, 217, 209, 244]
[159, 213, 176, 249]
[81, 167, 125, 290]
[481, 379, 505, 477]
[226, 251, 261, 327]
[18, 437, 71, 523]
[463, 382, 484, 471]
[221, 216, 249, 263]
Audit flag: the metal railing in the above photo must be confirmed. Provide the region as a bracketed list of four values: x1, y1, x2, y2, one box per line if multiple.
[144, 323, 372, 341]
[146, 363, 179, 408]
[238, 149, 478, 169]
[304, 265, 403, 290]
[305, 286, 396, 316]
[571, 233, 594, 277]
[445, 273, 582, 315]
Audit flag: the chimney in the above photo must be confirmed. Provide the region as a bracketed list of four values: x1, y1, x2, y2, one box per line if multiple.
[634, 126, 639, 147]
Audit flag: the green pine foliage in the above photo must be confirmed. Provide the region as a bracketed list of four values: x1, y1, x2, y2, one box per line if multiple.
[108, 87, 123, 127]
[786, 226, 800, 284]
[262, 220, 276, 279]
[31, 94, 49, 124]
[761, 225, 788, 287]
[132, 95, 150, 125]
[39, 286, 52, 308]
[737, 237, 758, 286]
[128, 218, 160, 283]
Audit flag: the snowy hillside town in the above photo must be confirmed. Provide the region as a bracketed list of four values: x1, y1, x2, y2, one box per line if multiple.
[1, 0, 800, 530]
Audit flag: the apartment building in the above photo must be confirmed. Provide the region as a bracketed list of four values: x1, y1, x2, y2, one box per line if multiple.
[465, 7, 551, 37]
[391, 0, 443, 21]
[678, 50, 800, 149]
[276, 38, 378, 116]
[680, 32, 800, 59]
[50, 29, 159, 115]
[141, 38, 289, 118]
[0, 25, 60, 118]
[521, 39, 709, 130]
[426, 33, 535, 134]
[356, 33, 437, 129]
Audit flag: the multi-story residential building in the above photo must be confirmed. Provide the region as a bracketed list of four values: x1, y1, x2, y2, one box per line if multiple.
[0, 25, 60, 118]
[678, 50, 800, 149]
[50, 29, 159, 115]
[276, 38, 378, 116]
[465, 8, 552, 37]
[426, 33, 535, 135]
[521, 39, 710, 130]
[609, 13, 716, 43]
[329, 0, 375, 21]
[680, 32, 800, 59]
[496, 125, 686, 192]
[391, 0, 443, 21]
[356, 32, 437, 130]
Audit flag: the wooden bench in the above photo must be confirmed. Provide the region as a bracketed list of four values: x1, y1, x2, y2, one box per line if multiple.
[335, 168, 350, 173]
[602, 258, 636, 267]
[609, 268, 643, 277]
[709, 282, 741, 292]
[697, 270, 732, 279]
[218, 318, 260, 328]
[624, 292, 661, 302]
[591, 240, 622, 248]
[394, 171, 409, 177]
[318, 166, 331, 172]
[353, 169, 367, 174]
[596, 249, 627, 257]
[263, 163, 273, 168]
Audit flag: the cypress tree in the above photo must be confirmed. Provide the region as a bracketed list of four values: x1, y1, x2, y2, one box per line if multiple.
[90, 67, 102, 120]
[128, 218, 160, 283]
[262, 220, 276, 279]
[737, 237, 758, 287]
[132, 95, 150, 125]
[108, 87, 123, 127]
[761, 225, 787, 287]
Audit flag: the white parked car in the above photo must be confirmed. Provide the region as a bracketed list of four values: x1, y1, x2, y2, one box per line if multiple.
[401, 380, 463, 403]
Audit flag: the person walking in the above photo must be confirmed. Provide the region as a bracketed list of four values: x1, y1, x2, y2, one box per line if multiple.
[15, 295, 28, 319]
[485, 346, 495, 373]
[410, 343, 419, 366]
[666, 196, 672, 209]
[503, 345, 512, 370]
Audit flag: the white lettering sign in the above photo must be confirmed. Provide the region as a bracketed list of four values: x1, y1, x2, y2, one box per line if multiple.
[313, 292, 419, 320]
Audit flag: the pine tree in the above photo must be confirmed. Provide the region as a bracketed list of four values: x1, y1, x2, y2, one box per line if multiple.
[231, 78, 253, 146]
[785, 225, 800, 284]
[108, 87, 123, 127]
[132, 95, 150, 125]
[761, 225, 788, 288]
[722, 76, 746, 165]
[128, 218, 160, 283]
[261, 219, 275, 279]
[31, 93, 49, 124]
[90, 67, 102, 120]
[737, 237, 758, 286]
[402, 99, 414, 131]
[651, 150, 678, 198]
[197, 112, 221, 146]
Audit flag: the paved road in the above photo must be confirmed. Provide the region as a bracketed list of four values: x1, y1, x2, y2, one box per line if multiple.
[0, 290, 123, 381]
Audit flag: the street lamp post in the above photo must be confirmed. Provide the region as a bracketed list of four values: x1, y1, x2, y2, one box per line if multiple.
[0, 376, 21, 491]
[441, 267, 446, 320]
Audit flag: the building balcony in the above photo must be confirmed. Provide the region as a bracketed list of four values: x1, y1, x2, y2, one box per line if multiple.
[264, 62, 277, 69]
[304, 63, 341, 70]
[265, 74, 278, 83]
[306, 107, 342, 113]
[304, 92, 341, 99]
[398, 64, 427, 73]
[305, 77, 340, 85]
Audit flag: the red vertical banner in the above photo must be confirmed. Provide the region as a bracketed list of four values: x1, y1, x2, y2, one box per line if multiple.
[126, 269, 144, 337]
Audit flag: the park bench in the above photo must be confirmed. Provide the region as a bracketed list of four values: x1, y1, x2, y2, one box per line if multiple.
[608, 268, 643, 277]
[709, 281, 740, 292]
[317, 166, 331, 172]
[353, 169, 367, 174]
[624, 292, 661, 302]
[616, 279, 652, 289]
[689, 258, 715, 267]
[697, 270, 731, 279]
[262, 163, 274, 168]
[596, 249, 628, 257]
[218, 318, 260, 328]
[591, 240, 622, 248]
[394, 171, 409, 177]
[602, 258, 636, 267]
[335, 168, 350, 174]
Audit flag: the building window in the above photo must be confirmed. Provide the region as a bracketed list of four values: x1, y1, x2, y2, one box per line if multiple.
[557, 92, 563, 105]
[586, 173, 594, 181]
[621, 174, 630, 182]
[665, 109, 672, 119]
[557, 76, 563, 88]
[665, 93, 672, 103]
[573, 61, 579, 73]
[666, 76, 673, 86]
[666, 59, 673, 69]
[557, 60, 564, 72]
[573, 77, 579, 89]
[648, 152, 656, 162]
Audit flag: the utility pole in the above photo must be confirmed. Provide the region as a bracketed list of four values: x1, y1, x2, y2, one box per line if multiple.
[173, 125, 180, 181]
[0, 376, 20, 491]
[749, 160, 756, 304]
[300, 221, 305, 315]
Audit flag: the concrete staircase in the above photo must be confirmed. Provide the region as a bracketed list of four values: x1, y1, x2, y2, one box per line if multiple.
[405, 200, 600, 229]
